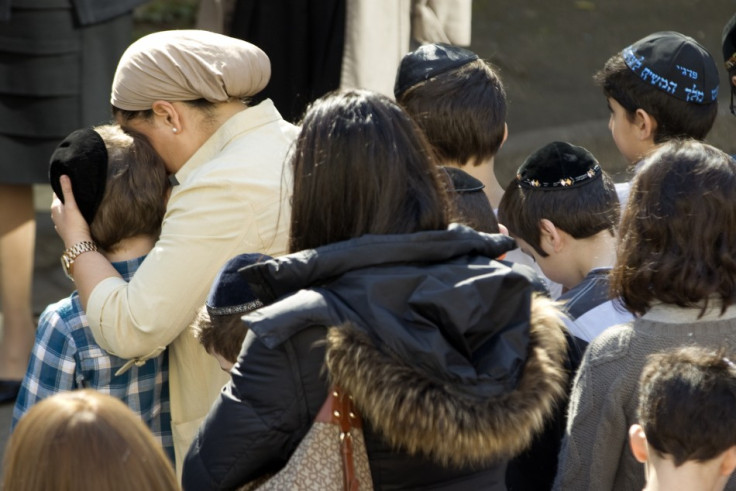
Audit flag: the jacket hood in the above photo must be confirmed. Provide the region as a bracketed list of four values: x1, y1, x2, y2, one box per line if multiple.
[240, 226, 567, 465]
[241, 224, 517, 304]
[243, 227, 537, 401]
[325, 295, 569, 468]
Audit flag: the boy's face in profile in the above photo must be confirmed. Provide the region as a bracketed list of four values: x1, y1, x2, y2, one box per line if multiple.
[607, 98, 645, 164]
[514, 235, 570, 289]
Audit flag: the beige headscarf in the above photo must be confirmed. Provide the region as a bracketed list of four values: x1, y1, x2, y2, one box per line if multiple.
[111, 30, 271, 111]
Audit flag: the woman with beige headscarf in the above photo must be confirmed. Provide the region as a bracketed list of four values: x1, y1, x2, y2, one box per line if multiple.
[50, 30, 297, 475]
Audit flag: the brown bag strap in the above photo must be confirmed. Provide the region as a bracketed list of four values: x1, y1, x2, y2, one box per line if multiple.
[314, 386, 363, 491]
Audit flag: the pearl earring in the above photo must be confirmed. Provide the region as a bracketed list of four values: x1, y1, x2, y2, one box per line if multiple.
[172, 127, 178, 134]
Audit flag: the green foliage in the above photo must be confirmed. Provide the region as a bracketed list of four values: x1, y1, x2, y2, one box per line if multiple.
[133, 0, 198, 37]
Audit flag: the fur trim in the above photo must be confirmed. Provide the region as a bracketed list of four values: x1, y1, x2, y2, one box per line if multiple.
[324, 294, 569, 467]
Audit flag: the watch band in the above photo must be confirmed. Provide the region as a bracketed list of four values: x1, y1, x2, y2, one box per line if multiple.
[60, 241, 98, 280]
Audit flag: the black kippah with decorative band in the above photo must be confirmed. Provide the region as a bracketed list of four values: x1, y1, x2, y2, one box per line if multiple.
[726, 52, 736, 71]
[206, 253, 272, 317]
[516, 141, 602, 191]
[394, 43, 479, 99]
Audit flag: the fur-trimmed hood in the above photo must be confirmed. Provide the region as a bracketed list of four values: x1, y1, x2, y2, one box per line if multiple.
[241, 226, 569, 467]
[325, 295, 568, 468]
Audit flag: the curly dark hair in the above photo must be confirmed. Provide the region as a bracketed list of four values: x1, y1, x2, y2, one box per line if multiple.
[611, 139, 736, 315]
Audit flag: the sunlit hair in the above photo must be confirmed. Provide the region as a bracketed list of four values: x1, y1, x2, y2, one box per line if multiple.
[3, 389, 178, 491]
[289, 90, 449, 253]
[191, 306, 246, 364]
[90, 125, 168, 252]
[611, 139, 736, 315]
[638, 346, 736, 466]
[397, 59, 507, 166]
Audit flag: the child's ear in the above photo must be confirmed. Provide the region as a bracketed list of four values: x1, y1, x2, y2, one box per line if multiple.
[499, 123, 509, 149]
[498, 223, 509, 236]
[539, 219, 564, 253]
[629, 424, 649, 463]
[719, 446, 736, 476]
[633, 108, 657, 142]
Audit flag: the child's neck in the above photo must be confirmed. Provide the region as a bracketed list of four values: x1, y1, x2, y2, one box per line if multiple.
[565, 230, 617, 287]
[102, 235, 156, 263]
[444, 157, 504, 208]
[645, 456, 729, 491]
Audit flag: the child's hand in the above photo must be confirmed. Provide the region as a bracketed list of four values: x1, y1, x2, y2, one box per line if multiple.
[50, 175, 92, 248]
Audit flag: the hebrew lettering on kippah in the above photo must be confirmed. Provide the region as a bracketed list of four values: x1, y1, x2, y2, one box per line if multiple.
[711, 88, 719, 101]
[675, 65, 699, 80]
[640, 68, 677, 95]
[623, 48, 643, 71]
[685, 84, 705, 102]
[684, 84, 705, 103]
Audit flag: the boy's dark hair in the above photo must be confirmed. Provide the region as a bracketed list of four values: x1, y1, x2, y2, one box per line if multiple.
[191, 307, 246, 364]
[594, 53, 717, 143]
[90, 125, 168, 252]
[611, 139, 736, 316]
[193, 252, 270, 363]
[497, 142, 619, 257]
[638, 346, 736, 466]
[397, 59, 507, 166]
[442, 167, 499, 233]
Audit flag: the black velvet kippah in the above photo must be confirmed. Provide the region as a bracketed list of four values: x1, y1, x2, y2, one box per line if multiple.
[623, 31, 719, 104]
[516, 141, 601, 190]
[206, 253, 272, 316]
[49, 128, 108, 224]
[722, 13, 736, 71]
[443, 166, 484, 193]
[394, 43, 479, 99]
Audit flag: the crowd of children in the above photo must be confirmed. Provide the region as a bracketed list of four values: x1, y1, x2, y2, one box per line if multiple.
[4, 11, 736, 491]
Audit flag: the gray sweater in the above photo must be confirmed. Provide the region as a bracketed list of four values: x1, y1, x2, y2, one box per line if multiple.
[554, 304, 736, 491]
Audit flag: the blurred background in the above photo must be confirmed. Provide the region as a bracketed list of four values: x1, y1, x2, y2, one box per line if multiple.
[472, 0, 736, 184]
[131, 0, 736, 182]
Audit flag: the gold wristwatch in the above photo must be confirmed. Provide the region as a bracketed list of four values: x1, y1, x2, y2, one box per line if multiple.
[60, 241, 98, 280]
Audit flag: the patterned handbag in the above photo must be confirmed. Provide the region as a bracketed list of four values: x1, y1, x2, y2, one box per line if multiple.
[238, 387, 373, 491]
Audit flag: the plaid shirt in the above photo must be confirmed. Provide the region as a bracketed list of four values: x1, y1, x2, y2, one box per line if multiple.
[12, 256, 173, 460]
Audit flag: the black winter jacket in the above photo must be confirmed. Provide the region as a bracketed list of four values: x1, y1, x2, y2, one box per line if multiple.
[182, 225, 569, 490]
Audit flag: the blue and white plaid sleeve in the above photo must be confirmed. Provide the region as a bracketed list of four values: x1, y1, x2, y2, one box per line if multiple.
[12, 302, 80, 429]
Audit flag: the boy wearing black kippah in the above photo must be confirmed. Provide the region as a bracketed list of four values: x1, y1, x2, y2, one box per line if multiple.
[191, 253, 270, 373]
[395, 43, 568, 302]
[12, 125, 174, 459]
[395, 43, 508, 207]
[498, 141, 633, 344]
[595, 31, 720, 204]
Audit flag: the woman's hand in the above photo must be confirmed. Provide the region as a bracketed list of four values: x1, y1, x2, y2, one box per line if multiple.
[50, 175, 93, 248]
